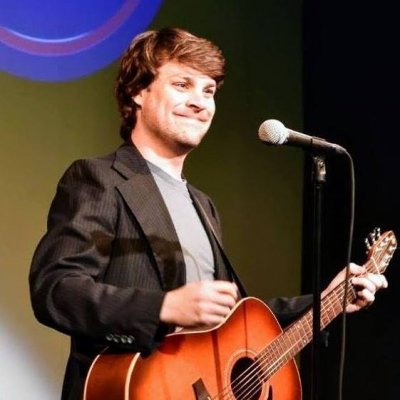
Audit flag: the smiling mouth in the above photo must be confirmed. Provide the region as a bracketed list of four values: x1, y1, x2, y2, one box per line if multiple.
[174, 113, 209, 123]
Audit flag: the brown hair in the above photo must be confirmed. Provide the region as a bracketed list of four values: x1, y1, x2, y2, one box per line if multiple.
[115, 27, 226, 141]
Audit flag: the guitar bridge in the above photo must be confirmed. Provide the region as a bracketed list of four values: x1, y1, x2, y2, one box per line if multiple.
[192, 378, 212, 400]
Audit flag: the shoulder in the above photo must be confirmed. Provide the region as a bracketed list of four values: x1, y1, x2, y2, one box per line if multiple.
[48, 152, 121, 228]
[53, 150, 122, 209]
[60, 150, 120, 187]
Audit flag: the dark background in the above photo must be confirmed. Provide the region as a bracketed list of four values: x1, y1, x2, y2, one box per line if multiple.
[301, 1, 400, 399]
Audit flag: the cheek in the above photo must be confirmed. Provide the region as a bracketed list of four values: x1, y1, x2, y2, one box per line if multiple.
[208, 103, 216, 118]
[208, 98, 216, 113]
[164, 87, 186, 103]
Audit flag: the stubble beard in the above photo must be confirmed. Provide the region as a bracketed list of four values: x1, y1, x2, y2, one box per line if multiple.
[158, 123, 210, 155]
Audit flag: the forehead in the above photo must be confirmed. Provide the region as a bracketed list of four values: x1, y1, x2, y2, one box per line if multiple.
[156, 61, 216, 85]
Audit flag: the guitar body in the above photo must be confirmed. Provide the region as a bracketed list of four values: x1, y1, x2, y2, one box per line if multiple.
[84, 297, 301, 400]
[84, 230, 397, 399]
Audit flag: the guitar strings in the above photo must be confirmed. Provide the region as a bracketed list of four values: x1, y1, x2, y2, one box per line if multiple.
[211, 281, 354, 400]
[212, 237, 390, 400]
[222, 241, 390, 400]
[210, 253, 384, 400]
[230, 252, 384, 400]
[228, 281, 358, 400]
[222, 249, 387, 400]
[220, 284, 352, 400]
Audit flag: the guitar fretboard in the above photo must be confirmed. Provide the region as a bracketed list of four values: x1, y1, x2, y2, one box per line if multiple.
[257, 257, 381, 381]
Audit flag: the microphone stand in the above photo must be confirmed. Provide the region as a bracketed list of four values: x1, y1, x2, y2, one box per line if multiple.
[311, 154, 326, 400]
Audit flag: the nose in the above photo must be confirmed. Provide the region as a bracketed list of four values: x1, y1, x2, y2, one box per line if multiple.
[186, 89, 210, 111]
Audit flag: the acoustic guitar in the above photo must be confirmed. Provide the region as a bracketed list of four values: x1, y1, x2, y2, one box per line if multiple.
[84, 229, 396, 400]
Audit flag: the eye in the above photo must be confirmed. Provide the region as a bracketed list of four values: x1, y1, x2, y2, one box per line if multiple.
[204, 87, 216, 96]
[173, 81, 188, 89]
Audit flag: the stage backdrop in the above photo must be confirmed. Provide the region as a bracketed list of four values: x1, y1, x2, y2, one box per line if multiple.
[0, 1, 303, 398]
[301, 2, 400, 399]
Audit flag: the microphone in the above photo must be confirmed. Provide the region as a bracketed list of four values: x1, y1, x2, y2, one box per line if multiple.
[258, 119, 347, 155]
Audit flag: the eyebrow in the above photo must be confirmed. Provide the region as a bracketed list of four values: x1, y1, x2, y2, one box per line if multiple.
[171, 74, 216, 86]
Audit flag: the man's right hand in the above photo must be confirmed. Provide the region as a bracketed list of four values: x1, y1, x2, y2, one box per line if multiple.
[159, 281, 238, 328]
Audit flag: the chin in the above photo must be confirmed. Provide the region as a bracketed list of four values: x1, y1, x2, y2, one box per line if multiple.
[174, 135, 205, 153]
[178, 128, 207, 145]
[178, 139, 202, 151]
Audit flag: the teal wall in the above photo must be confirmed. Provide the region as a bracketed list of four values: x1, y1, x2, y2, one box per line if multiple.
[0, 1, 303, 398]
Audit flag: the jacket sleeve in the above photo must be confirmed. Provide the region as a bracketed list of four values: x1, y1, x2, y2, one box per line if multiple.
[29, 159, 167, 352]
[266, 294, 313, 327]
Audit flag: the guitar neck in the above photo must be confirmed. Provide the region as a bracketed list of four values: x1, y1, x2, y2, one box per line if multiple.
[258, 258, 379, 380]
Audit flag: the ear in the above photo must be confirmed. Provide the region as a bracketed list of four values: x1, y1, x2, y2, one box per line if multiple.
[132, 94, 142, 107]
[132, 88, 145, 107]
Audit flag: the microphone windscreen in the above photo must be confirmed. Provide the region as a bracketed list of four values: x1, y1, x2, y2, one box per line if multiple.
[258, 119, 288, 145]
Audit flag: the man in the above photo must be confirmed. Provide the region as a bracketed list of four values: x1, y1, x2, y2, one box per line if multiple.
[30, 27, 387, 400]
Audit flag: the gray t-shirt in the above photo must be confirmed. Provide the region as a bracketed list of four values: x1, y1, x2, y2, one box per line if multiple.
[147, 161, 215, 283]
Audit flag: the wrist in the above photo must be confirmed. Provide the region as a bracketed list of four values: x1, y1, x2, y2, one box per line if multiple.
[159, 291, 174, 324]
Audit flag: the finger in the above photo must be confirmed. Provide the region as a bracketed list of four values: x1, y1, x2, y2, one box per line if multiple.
[365, 273, 388, 289]
[356, 288, 375, 303]
[211, 291, 237, 308]
[352, 274, 388, 292]
[201, 291, 236, 309]
[232, 282, 239, 295]
[195, 306, 228, 326]
[199, 314, 226, 327]
[346, 303, 362, 313]
[347, 294, 371, 313]
[206, 303, 232, 318]
[351, 276, 377, 293]
[348, 263, 366, 275]
[210, 281, 239, 299]
[196, 281, 237, 308]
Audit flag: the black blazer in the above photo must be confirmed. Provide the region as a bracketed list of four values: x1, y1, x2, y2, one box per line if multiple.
[29, 143, 239, 399]
[30, 142, 311, 400]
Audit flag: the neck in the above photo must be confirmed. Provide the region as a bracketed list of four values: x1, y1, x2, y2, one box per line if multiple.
[131, 133, 187, 181]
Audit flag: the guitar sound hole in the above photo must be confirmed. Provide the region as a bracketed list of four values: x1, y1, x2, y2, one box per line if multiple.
[230, 357, 263, 400]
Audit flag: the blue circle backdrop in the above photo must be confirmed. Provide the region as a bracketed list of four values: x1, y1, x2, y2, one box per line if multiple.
[0, 0, 164, 81]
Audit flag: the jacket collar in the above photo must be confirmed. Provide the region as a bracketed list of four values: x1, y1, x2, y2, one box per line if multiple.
[112, 142, 186, 291]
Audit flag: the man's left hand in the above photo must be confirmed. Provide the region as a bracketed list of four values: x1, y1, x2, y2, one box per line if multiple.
[321, 263, 388, 313]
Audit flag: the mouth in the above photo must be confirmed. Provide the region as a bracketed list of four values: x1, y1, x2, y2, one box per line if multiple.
[174, 113, 209, 123]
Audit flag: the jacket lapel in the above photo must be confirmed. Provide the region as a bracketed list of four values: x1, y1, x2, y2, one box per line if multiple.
[112, 143, 186, 291]
[187, 185, 229, 281]
[188, 185, 248, 296]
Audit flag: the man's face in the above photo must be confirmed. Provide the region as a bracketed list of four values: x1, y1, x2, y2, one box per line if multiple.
[133, 61, 217, 155]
